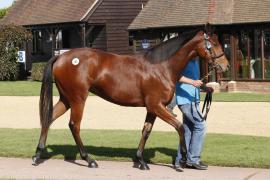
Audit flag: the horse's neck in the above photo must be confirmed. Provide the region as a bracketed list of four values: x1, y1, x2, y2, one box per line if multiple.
[167, 38, 200, 82]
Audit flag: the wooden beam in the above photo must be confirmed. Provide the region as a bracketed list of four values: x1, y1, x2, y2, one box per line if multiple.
[261, 30, 265, 79]
[247, 34, 251, 79]
[231, 33, 237, 81]
[24, 41, 30, 71]
[49, 28, 60, 56]
[80, 24, 86, 47]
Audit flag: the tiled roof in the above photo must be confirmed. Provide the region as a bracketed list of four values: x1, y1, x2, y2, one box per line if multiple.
[1, 0, 99, 26]
[233, 0, 270, 24]
[129, 0, 270, 30]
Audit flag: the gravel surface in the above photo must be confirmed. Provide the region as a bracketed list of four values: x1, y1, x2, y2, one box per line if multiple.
[1, 96, 270, 137]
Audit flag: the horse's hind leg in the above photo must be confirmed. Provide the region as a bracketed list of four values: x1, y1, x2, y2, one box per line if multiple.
[134, 112, 156, 170]
[69, 101, 98, 168]
[151, 103, 187, 166]
[33, 98, 69, 165]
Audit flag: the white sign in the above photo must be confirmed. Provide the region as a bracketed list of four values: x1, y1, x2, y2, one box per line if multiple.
[60, 49, 70, 54]
[55, 49, 70, 56]
[142, 39, 150, 49]
[17, 51, 26, 63]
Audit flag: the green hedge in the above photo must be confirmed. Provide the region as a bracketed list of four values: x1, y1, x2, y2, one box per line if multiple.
[0, 7, 9, 19]
[266, 61, 270, 78]
[0, 25, 31, 80]
[31, 62, 47, 81]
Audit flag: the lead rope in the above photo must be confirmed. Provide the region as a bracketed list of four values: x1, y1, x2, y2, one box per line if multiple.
[194, 69, 214, 121]
[202, 68, 213, 121]
[195, 84, 212, 121]
[202, 90, 212, 121]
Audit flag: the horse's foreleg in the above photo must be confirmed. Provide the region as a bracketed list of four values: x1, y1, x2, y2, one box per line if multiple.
[151, 103, 187, 165]
[134, 112, 156, 170]
[33, 99, 69, 166]
[69, 102, 98, 168]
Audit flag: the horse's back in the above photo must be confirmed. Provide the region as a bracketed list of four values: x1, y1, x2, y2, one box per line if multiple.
[53, 48, 146, 106]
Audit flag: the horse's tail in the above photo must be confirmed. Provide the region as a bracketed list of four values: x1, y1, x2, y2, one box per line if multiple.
[39, 56, 58, 130]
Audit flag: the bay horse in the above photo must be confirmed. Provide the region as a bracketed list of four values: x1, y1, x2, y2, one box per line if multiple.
[32, 30, 229, 170]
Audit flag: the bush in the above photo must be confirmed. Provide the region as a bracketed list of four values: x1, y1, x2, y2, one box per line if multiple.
[0, 25, 31, 80]
[0, 7, 9, 19]
[31, 62, 47, 81]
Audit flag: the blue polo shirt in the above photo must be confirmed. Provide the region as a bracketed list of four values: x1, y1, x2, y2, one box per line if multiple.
[176, 60, 200, 105]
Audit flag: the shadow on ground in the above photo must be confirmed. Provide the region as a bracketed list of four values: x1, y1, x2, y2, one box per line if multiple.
[39, 145, 176, 167]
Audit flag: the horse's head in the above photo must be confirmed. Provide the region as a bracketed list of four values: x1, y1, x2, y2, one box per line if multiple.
[195, 31, 229, 73]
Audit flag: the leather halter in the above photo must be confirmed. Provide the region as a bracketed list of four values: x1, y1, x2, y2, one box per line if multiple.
[198, 33, 220, 120]
[204, 33, 225, 65]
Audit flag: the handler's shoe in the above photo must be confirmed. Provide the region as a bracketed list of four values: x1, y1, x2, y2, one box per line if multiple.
[186, 161, 208, 170]
[174, 160, 186, 169]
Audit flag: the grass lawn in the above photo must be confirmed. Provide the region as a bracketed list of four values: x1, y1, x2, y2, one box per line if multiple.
[1, 81, 270, 101]
[201, 92, 270, 102]
[0, 129, 270, 168]
[0, 81, 59, 96]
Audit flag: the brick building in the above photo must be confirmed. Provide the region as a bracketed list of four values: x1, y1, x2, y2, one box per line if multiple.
[128, 0, 270, 93]
[1, 0, 148, 71]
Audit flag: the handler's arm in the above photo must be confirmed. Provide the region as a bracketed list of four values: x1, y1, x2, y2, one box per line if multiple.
[179, 76, 203, 87]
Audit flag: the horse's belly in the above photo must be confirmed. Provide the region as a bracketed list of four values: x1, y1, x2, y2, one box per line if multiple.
[90, 85, 145, 107]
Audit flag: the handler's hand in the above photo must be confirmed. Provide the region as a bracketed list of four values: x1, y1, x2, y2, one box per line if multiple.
[192, 80, 203, 87]
[205, 87, 214, 93]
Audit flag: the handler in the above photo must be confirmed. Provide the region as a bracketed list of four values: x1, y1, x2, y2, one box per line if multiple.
[174, 57, 213, 170]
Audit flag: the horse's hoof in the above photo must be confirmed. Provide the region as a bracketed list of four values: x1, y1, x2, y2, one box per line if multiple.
[88, 160, 98, 168]
[32, 156, 39, 166]
[139, 163, 150, 170]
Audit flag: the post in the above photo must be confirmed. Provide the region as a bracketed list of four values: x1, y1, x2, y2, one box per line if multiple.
[81, 24, 86, 47]
[261, 30, 265, 79]
[231, 33, 237, 80]
[49, 28, 56, 57]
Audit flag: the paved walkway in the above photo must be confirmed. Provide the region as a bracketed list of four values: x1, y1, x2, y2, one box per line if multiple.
[0, 157, 270, 180]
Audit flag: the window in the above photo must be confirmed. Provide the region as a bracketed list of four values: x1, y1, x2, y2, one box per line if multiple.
[219, 29, 270, 81]
[250, 30, 262, 79]
[62, 29, 70, 49]
[32, 30, 43, 54]
[236, 31, 249, 79]
[221, 34, 232, 79]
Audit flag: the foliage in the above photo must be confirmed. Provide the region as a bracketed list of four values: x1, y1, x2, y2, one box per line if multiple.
[0, 129, 270, 168]
[265, 60, 270, 78]
[31, 62, 47, 81]
[0, 7, 9, 19]
[0, 25, 31, 80]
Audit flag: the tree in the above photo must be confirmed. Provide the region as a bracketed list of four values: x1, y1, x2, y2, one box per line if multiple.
[0, 25, 32, 80]
[0, 7, 9, 19]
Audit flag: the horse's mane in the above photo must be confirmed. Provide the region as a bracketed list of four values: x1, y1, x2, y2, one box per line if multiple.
[144, 29, 202, 63]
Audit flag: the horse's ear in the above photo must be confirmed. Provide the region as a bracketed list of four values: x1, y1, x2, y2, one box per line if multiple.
[205, 23, 216, 36]
[204, 23, 211, 34]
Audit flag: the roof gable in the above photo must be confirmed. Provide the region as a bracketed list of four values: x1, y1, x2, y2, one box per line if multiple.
[1, 0, 100, 26]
